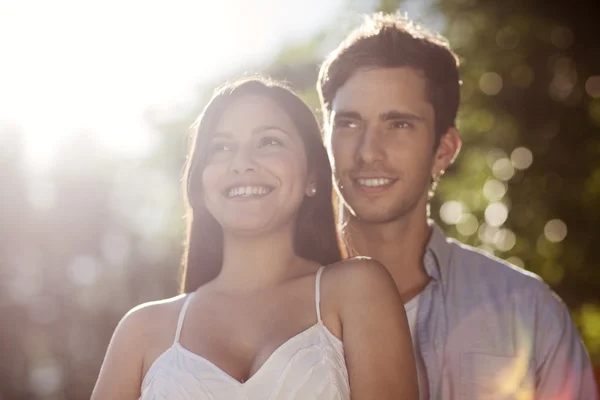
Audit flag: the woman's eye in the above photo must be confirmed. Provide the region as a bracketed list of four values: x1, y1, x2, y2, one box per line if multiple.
[210, 143, 232, 153]
[258, 137, 283, 147]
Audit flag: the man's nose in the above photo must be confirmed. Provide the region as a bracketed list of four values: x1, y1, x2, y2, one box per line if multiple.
[356, 125, 386, 164]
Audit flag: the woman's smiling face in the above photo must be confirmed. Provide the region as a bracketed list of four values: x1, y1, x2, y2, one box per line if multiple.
[201, 94, 311, 234]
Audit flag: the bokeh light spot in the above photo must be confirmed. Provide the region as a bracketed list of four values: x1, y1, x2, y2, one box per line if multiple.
[485, 202, 509, 227]
[493, 228, 517, 252]
[440, 200, 466, 225]
[544, 219, 568, 242]
[511, 147, 533, 170]
[456, 213, 479, 236]
[549, 57, 577, 101]
[585, 76, 600, 98]
[478, 222, 500, 244]
[486, 148, 508, 169]
[551, 26, 574, 49]
[28, 361, 63, 396]
[483, 179, 507, 201]
[492, 158, 515, 181]
[67, 256, 100, 286]
[479, 72, 503, 95]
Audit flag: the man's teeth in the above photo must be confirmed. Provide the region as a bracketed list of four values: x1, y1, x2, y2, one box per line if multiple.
[357, 178, 393, 187]
[227, 186, 272, 198]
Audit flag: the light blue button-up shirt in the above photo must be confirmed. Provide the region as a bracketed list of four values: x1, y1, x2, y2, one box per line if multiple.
[414, 224, 598, 399]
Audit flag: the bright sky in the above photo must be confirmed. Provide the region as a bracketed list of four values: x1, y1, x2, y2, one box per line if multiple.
[0, 0, 344, 171]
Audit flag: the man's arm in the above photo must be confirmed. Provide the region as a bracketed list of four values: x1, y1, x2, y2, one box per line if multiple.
[534, 286, 598, 399]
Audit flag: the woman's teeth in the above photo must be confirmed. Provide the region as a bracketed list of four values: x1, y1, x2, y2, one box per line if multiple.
[227, 186, 273, 198]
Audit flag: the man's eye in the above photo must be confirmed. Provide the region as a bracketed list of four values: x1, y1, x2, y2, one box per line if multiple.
[390, 120, 412, 129]
[258, 137, 283, 147]
[334, 120, 360, 129]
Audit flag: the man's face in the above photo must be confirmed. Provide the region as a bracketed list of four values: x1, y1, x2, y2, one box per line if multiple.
[327, 67, 455, 223]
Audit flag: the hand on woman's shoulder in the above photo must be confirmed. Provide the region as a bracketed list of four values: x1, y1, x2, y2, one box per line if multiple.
[91, 294, 187, 400]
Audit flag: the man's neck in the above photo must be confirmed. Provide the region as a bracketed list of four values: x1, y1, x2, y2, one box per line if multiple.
[347, 208, 432, 303]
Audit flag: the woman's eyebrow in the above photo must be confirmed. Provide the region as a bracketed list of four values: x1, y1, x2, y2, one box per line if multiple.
[251, 125, 292, 137]
[210, 131, 234, 139]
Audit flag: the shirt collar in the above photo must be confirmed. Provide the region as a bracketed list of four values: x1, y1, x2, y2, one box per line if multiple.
[424, 220, 451, 287]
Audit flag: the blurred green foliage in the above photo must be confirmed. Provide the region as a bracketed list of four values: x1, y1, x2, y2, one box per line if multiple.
[0, 0, 598, 398]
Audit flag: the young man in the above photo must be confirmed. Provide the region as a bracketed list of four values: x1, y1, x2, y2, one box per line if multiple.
[317, 13, 598, 399]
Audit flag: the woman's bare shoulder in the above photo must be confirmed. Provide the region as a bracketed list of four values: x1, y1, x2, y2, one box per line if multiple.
[91, 294, 189, 399]
[318, 257, 398, 321]
[118, 294, 188, 340]
[99, 293, 189, 362]
[125, 294, 187, 321]
[322, 257, 394, 292]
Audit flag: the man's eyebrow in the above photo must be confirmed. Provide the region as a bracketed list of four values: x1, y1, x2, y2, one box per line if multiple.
[332, 111, 364, 121]
[380, 110, 425, 122]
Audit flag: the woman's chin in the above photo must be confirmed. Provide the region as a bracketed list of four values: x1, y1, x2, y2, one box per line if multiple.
[221, 218, 275, 236]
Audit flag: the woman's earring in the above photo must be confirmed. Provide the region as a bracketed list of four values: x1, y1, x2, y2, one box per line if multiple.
[308, 186, 317, 196]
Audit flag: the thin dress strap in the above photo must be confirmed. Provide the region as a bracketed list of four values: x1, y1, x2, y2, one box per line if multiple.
[315, 266, 325, 323]
[173, 293, 194, 345]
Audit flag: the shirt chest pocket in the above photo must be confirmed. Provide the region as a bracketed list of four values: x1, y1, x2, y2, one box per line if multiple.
[459, 352, 534, 400]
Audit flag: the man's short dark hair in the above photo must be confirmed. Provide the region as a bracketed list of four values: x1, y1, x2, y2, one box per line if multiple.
[317, 12, 461, 143]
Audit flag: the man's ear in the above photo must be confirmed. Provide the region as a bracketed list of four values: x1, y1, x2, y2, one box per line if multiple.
[432, 127, 461, 178]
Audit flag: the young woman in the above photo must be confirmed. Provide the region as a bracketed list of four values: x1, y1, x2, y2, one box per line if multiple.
[91, 77, 418, 400]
